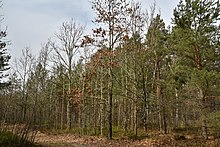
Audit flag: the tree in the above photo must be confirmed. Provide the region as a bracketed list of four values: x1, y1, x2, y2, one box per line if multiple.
[25, 44, 51, 125]
[146, 14, 170, 133]
[91, 0, 143, 139]
[0, 15, 10, 88]
[172, 0, 220, 139]
[13, 47, 35, 122]
[0, 28, 11, 120]
[50, 19, 85, 130]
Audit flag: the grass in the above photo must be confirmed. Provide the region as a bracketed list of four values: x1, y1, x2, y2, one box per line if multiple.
[0, 130, 40, 147]
[0, 122, 41, 147]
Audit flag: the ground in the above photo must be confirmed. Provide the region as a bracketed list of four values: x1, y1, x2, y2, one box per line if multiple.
[35, 132, 160, 147]
[35, 131, 220, 147]
[1, 124, 220, 146]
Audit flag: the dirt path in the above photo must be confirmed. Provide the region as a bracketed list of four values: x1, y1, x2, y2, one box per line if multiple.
[35, 132, 161, 147]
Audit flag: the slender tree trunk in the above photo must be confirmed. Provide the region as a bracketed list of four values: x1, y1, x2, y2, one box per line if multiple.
[93, 94, 98, 135]
[66, 97, 71, 130]
[67, 64, 72, 130]
[108, 67, 113, 139]
[60, 80, 64, 129]
[33, 86, 38, 125]
[175, 88, 179, 128]
[61, 85, 65, 129]
[134, 102, 138, 136]
[142, 67, 148, 133]
[202, 119, 208, 139]
[117, 102, 121, 129]
[156, 62, 167, 134]
[123, 69, 128, 134]
[133, 71, 138, 136]
[22, 93, 28, 122]
[122, 52, 129, 134]
[78, 103, 82, 134]
[80, 75, 86, 135]
[55, 99, 59, 129]
[100, 67, 104, 136]
[156, 63, 162, 132]
[162, 100, 167, 134]
[195, 45, 208, 139]
[163, 112, 167, 134]
[199, 88, 208, 139]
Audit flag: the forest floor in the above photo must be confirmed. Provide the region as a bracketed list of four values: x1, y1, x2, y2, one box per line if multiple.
[35, 131, 220, 147]
[1, 124, 220, 146]
[35, 132, 159, 147]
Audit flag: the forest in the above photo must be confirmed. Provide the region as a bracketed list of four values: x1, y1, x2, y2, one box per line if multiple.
[0, 0, 220, 146]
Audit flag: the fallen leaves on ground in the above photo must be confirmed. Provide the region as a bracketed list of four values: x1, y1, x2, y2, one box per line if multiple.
[35, 132, 220, 147]
[35, 132, 162, 147]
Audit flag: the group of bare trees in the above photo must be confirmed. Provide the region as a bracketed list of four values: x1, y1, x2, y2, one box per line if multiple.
[1, 0, 220, 139]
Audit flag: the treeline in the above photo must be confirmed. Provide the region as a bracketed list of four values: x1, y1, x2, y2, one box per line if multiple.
[1, 0, 220, 139]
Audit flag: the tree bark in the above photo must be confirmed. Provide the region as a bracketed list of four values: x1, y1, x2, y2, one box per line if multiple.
[142, 67, 148, 133]
[100, 67, 104, 136]
[108, 67, 113, 139]
[66, 99, 71, 130]
[156, 61, 162, 132]
[175, 88, 179, 128]
[199, 88, 208, 139]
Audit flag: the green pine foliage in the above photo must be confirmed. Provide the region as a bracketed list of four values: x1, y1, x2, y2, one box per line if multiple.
[171, 0, 220, 137]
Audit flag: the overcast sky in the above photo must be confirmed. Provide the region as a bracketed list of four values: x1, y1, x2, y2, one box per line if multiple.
[2, 0, 179, 59]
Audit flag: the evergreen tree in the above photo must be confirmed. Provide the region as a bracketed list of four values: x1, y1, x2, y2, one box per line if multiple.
[172, 0, 220, 139]
[146, 14, 170, 133]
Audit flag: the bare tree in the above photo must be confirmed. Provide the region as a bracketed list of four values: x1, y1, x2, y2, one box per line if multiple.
[13, 47, 35, 122]
[50, 19, 85, 130]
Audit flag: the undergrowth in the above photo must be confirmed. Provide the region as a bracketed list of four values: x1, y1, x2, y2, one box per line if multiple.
[0, 130, 39, 147]
[0, 122, 40, 147]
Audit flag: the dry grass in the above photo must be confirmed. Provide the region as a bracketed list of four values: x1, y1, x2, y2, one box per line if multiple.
[35, 131, 220, 147]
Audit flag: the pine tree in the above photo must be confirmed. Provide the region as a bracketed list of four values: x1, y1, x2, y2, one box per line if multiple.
[146, 14, 170, 133]
[172, 0, 220, 139]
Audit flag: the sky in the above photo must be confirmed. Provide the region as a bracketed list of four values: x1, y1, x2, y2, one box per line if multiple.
[2, 0, 179, 59]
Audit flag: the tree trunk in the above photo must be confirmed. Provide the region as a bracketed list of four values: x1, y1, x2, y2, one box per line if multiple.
[162, 103, 167, 134]
[22, 93, 28, 122]
[61, 90, 65, 129]
[123, 74, 129, 134]
[175, 88, 179, 128]
[199, 88, 208, 139]
[66, 99, 71, 130]
[156, 64, 162, 132]
[60, 81, 65, 129]
[100, 67, 104, 136]
[108, 67, 113, 139]
[202, 119, 208, 139]
[134, 102, 138, 136]
[55, 100, 59, 129]
[133, 71, 138, 136]
[117, 102, 121, 129]
[142, 67, 148, 133]
[67, 62, 72, 130]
